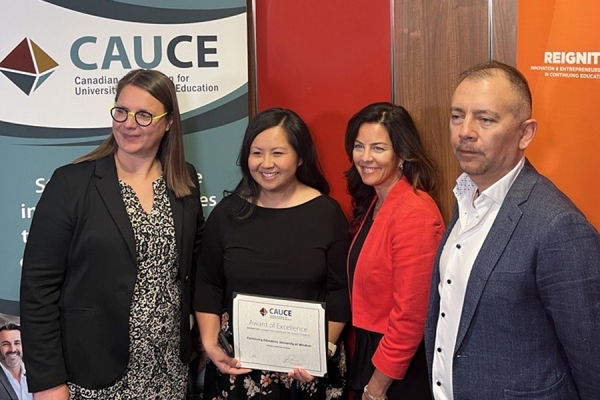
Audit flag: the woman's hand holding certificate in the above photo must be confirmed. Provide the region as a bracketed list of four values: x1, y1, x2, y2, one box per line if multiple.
[204, 339, 252, 375]
[288, 368, 316, 383]
[233, 293, 328, 377]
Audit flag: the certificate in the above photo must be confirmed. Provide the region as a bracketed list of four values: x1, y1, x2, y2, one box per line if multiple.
[232, 293, 328, 377]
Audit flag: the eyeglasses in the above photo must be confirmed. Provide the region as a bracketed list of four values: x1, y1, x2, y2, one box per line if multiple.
[110, 106, 170, 127]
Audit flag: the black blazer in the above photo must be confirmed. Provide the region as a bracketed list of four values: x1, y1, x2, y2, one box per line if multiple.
[0, 368, 18, 400]
[20, 155, 204, 392]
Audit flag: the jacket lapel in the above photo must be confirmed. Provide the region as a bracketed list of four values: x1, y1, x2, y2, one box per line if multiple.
[168, 189, 184, 273]
[426, 208, 458, 366]
[94, 155, 136, 259]
[435, 209, 459, 284]
[454, 161, 539, 351]
[428, 207, 458, 324]
[0, 368, 18, 400]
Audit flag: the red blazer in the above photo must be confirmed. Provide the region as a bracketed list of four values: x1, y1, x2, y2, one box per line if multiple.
[349, 177, 444, 379]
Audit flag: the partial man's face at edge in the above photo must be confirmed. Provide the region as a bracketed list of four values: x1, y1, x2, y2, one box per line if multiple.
[0, 329, 23, 369]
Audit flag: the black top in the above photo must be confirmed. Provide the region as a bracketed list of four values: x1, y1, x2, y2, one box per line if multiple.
[347, 207, 374, 292]
[195, 193, 351, 323]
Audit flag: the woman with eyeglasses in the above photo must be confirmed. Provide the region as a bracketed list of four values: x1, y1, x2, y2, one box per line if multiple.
[20, 69, 204, 399]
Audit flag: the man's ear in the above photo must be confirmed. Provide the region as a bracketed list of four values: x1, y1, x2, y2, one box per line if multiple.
[519, 118, 537, 151]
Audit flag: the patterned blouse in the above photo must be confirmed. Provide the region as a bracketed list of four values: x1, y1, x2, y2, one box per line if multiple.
[68, 176, 187, 399]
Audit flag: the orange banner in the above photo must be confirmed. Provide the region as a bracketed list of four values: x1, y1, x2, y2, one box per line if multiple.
[517, 0, 600, 229]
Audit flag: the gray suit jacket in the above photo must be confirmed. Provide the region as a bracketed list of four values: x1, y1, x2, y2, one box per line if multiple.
[425, 160, 600, 399]
[0, 368, 18, 400]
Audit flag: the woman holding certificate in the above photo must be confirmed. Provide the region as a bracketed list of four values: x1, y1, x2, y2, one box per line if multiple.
[195, 108, 350, 399]
[345, 103, 444, 400]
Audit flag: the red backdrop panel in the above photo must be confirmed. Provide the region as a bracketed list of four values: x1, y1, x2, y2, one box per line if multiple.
[255, 1, 391, 215]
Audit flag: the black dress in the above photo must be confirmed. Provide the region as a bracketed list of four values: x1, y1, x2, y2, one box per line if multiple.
[195, 194, 351, 400]
[347, 208, 431, 400]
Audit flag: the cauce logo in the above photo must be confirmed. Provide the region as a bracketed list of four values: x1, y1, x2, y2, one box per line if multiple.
[0, 38, 59, 95]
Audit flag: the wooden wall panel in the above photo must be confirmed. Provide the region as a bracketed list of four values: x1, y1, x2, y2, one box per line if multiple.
[392, 0, 517, 222]
[492, 0, 518, 66]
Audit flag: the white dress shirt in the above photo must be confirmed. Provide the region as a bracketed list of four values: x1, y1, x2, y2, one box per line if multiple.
[431, 158, 525, 400]
[0, 361, 33, 400]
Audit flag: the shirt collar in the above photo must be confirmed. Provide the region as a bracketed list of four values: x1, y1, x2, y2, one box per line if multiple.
[0, 360, 25, 380]
[454, 157, 525, 206]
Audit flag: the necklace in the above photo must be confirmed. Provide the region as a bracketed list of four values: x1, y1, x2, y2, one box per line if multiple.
[372, 199, 383, 219]
[374, 200, 382, 212]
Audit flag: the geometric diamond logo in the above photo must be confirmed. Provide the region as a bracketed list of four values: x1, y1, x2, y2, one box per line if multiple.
[0, 38, 59, 95]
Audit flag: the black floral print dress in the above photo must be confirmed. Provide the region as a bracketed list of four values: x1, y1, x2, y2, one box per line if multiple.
[68, 177, 187, 399]
[204, 312, 347, 400]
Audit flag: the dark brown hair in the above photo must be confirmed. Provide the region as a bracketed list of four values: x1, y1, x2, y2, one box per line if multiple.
[0, 322, 20, 333]
[232, 107, 330, 219]
[344, 102, 436, 231]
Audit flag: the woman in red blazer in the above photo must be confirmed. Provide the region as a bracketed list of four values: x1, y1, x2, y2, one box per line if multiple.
[344, 103, 444, 400]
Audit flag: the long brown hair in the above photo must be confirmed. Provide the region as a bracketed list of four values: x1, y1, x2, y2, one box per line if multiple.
[75, 69, 194, 197]
[344, 102, 437, 231]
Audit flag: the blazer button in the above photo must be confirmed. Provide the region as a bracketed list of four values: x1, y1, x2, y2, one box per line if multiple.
[184, 275, 189, 282]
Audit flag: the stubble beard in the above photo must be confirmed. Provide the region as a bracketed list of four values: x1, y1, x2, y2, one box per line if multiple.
[0, 351, 22, 369]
